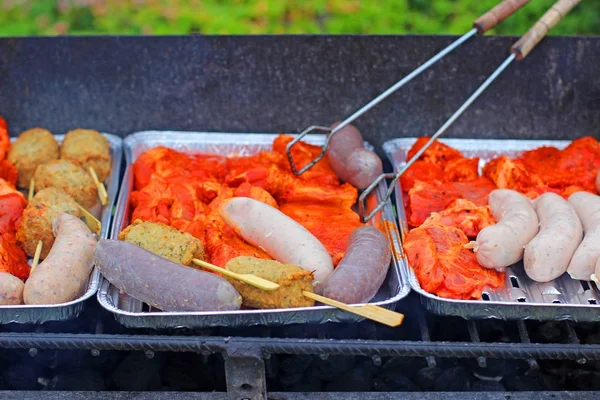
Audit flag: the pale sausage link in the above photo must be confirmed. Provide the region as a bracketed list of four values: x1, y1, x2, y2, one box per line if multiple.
[567, 192, 600, 280]
[24, 213, 97, 305]
[524, 192, 583, 283]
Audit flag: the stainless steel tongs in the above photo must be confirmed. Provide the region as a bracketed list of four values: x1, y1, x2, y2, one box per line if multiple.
[285, 0, 532, 176]
[358, 0, 581, 223]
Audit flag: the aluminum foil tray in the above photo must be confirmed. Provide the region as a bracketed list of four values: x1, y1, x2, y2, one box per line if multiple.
[0, 133, 123, 324]
[383, 137, 600, 322]
[97, 131, 409, 329]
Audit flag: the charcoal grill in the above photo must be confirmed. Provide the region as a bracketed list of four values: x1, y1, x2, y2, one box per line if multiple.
[0, 35, 599, 399]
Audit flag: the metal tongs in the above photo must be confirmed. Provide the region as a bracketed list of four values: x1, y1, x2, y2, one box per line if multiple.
[359, 0, 581, 223]
[286, 0, 532, 176]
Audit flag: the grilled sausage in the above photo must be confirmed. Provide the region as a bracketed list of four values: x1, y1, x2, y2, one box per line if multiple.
[0, 272, 24, 305]
[523, 192, 583, 283]
[24, 213, 97, 304]
[321, 226, 391, 303]
[220, 197, 334, 286]
[567, 191, 600, 280]
[471, 189, 539, 270]
[94, 240, 242, 312]
[596, 170, 600, 193]
[326, 122, 383, 189]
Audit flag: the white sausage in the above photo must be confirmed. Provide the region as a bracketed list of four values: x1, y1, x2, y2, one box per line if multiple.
[24, 213, 97, 304]
[523, 192, 583, 283]
[471, 189, 538, 270]
[220, 197, 334, 286]
[567, 191, 600, 280]
[0, 272, 24, 305]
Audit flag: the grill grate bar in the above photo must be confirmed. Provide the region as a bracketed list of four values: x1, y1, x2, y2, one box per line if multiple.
[1, 332, 600, 361]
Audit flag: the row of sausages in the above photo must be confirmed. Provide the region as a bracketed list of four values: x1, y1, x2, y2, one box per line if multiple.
[471, 177, 600, 283]
[95, 197, 393, 312]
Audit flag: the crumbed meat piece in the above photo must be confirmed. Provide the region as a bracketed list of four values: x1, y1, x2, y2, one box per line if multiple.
[33, 159, 97, 209]
[8, 128, 59, 188]
[224, 256, 315, 309]
[118, 219, 205, 266]
[60, 128, 112, 182]
[16, 188, 81, 259]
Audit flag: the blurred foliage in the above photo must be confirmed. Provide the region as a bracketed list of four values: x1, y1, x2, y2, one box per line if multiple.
[0, 0, 598, 36]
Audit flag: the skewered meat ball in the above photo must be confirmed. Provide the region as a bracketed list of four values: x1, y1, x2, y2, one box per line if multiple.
[33, 159, 97, 209]
[60, 129, 111, 182]
[16, 188, 81, 259]
[8, 128, 59, 188]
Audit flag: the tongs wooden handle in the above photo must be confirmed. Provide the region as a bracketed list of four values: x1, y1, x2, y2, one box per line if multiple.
[358, 0, 580, 224]
[512, 0, 580, 60]
[474, 0, 531, 34]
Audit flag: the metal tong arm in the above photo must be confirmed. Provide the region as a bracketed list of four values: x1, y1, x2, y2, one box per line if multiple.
[286, 0, 531, 176]
[359, 0, 580, 223]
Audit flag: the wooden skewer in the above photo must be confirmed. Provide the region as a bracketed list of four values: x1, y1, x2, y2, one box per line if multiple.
[303, 291, 404, 327]
[30, 240, 43, 273]
[194, 259, 404, 327]
[192, 259, 280, 291]
[30, 177, 101, 235]
[88, 167, 108, 206]
[76, 204, 102, 235]
[28, 178, 35, 202]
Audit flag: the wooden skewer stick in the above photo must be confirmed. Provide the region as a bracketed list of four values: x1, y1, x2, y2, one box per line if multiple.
[192, 259, 280, 291]
[303, 291, 404, 328]
[76, 204, 102, 235]
[88, 167, 108, 206]
[30, 177, 101, 235]
[194, 260, 404, 327]
[30, 240, 43, 273]
[28, 178, 35, 202]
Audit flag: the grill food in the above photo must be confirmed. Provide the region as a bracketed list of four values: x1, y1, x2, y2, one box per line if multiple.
[24, 213, 97, 305]
[325, 122, 383, 190]
[401, 136, 600, 299]
[33, 159, 97, 209]
[219, 197, 334, 287]
[60, 128, 112, 182]
[567, 192, 600, 280]
[321, 226, 391, 304]
[470, 189, 539, 270]
[118, 219, 205, 266]
[0, 272, 24, 305]
[8, 128, 59, 188]
[224, 256, 315, 309]
[0, 193, 30, 280]
[94, 239, 242, 312]
[16, 188, 81, 259]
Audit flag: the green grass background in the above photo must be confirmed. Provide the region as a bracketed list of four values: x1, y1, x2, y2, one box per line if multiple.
[0, 0, 598, 36]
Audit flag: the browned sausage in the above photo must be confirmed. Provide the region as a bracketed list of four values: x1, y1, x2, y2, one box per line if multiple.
[326, 122, 383, 189]
[320, 226, 391, 303]
[94, 240, 242, 312]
